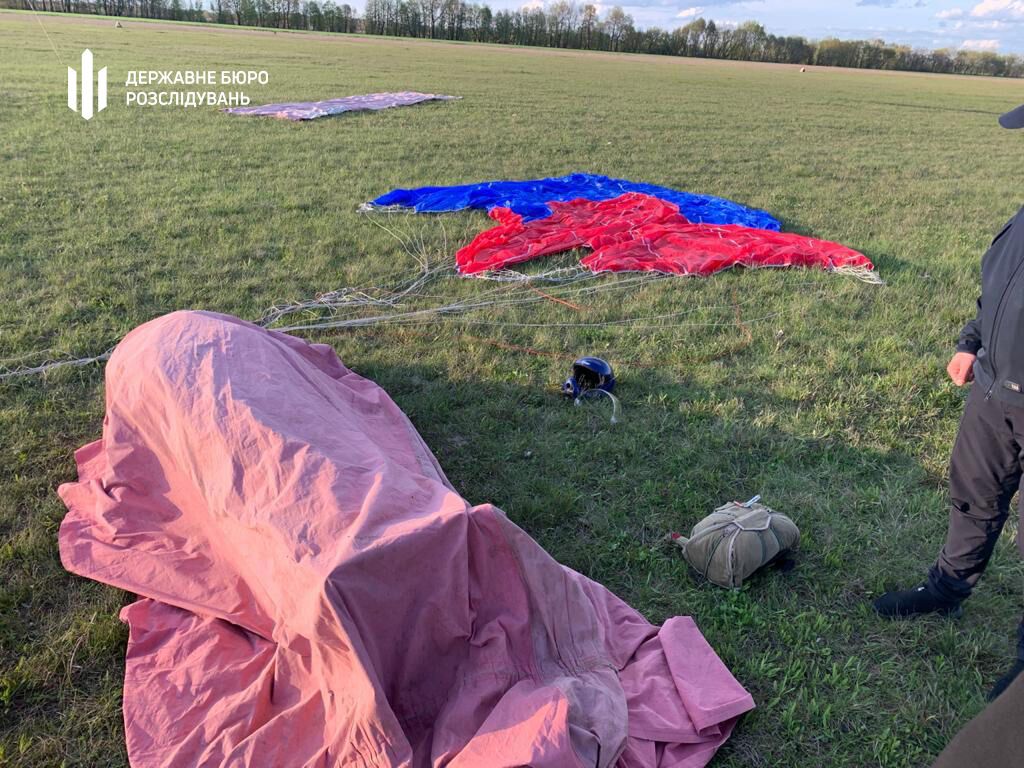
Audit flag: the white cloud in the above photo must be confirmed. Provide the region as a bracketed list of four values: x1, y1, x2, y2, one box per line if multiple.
[971, 0, 1024, 18]
[676, 5, 704, 17]
[936, 7, 964, 18]
[960, 37, 1002, 48]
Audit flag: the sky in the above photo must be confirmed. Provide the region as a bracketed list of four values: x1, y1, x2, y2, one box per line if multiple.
[493, 0, 1024, 54]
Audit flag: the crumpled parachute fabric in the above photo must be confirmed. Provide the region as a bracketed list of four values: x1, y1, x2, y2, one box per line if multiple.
[367, 173, 782, 230]
[223, 92, 460, 121]
[57, 310, 755, 768]
[456, 193, 873, 277]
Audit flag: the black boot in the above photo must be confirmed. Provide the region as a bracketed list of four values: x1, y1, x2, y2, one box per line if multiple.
[987, 659, 1024, 701]
[873, 583, 964, 618]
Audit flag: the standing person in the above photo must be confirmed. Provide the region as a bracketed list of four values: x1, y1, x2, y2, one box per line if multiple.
[873, 103, 1024, 702]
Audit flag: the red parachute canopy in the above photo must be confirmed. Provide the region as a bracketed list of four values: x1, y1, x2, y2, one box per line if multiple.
[456, 193, 873, 277]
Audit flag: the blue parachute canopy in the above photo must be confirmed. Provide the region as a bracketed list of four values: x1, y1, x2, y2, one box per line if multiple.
[367, 173, 781, 231]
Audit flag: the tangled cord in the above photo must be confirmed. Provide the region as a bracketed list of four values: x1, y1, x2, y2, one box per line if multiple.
[1, 208, 876, 380]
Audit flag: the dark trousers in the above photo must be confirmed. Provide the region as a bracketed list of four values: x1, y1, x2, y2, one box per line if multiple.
[928, 384, 1024, 661]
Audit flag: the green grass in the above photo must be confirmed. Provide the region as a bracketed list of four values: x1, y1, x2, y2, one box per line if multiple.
[2, 9, 1024, 767]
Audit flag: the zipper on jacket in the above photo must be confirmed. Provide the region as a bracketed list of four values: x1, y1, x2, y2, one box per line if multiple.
[985, 256, 1024, 399]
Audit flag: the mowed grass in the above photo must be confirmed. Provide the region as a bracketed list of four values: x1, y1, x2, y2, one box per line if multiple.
[3, 10, 1024, 767]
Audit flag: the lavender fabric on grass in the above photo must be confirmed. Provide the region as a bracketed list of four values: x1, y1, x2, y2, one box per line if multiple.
[224, 92, 460, 121]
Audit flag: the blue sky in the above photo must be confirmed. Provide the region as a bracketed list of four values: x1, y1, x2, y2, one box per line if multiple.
[493, 0, 1024, 54]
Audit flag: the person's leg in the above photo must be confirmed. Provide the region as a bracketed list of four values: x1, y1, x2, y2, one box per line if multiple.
[984, 404, 1024, 700]
[876, 385, 1019, 617]
[1019, 459, 1024, 663]
[928, 385, 1021, 602]
[1016, 458, 1024, 664]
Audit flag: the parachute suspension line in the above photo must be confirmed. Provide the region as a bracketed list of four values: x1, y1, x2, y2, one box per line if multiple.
[1, 278, 837, 380]
[575, 389, 622, 425]
[361, 208, 434, 274]
[258, 263, 452, 328]
[831, 264, 885, 285]
[0, 348, 114, 381]
[466, 265, 595, 284]
[2, 193, 869, 380]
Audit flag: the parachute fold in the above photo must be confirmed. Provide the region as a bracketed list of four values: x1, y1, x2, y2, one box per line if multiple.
[456, 193, 874, 277]
[366, 173, 782, 230]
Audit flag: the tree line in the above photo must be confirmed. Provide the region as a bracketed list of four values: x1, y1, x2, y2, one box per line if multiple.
[12, 0, 1024, 78]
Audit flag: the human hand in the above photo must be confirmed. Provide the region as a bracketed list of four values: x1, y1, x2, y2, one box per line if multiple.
[947, 352, 976, 386]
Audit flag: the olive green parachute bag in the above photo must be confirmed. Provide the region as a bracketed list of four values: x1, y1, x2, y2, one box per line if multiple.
[669, 496, 799, 589]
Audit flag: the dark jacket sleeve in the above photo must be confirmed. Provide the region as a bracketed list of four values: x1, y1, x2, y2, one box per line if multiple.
[957, 296, 982, 354]
[956, 215, 1016, 354]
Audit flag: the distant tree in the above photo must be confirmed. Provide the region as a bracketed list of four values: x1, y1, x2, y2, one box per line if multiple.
[476, 4, 492, 42]
[547, 1, 578, 48]
[604, 5, 631, 51]
[579, 4, 597, 49]
[22, 0, 1024, 78]
[685, 18, 705, 56]
[417, 0, 439, 37]
[337, 2, 353, 31]
[307, 0, 322, 28]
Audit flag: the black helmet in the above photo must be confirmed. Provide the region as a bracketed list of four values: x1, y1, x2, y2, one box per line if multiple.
[561, 357, 616, 399]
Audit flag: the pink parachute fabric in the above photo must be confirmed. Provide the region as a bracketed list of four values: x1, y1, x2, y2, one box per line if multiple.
[456, 193, 873, 277]
[58, 311, 754, 768]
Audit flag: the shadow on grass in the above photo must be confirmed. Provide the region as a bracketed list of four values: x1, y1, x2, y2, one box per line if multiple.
[361, 356, 1024, 764]
[352, 355, 1013, 765]
[359, 357, 941, 595]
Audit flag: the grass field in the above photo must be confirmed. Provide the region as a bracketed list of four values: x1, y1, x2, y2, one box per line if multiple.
[3, 9, 1024, 767]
